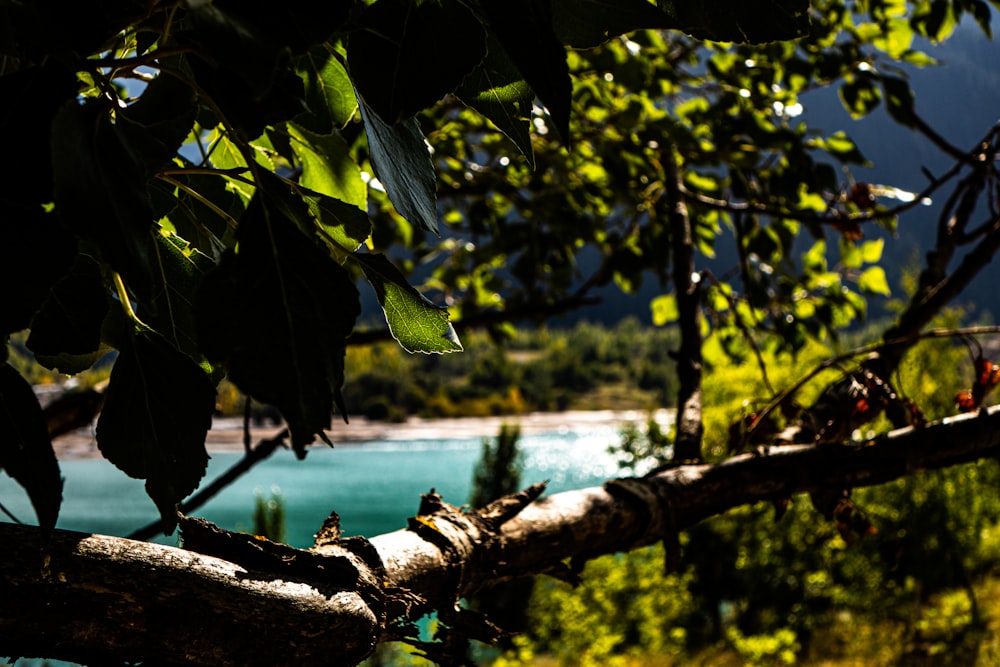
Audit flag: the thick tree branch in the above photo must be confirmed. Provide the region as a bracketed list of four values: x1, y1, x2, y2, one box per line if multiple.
[4, 406, 1000, 666]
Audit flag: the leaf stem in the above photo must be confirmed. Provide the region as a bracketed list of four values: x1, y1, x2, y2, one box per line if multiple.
[113, 272, 139, 323]
[158, 175, 240, 230]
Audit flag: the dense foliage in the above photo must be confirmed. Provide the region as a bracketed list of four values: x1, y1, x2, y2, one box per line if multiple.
[0, 0, 813, 532]
[2, 0, 1000, 663]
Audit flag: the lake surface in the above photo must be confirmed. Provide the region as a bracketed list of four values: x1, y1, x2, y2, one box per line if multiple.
[0, 419, 640, 548]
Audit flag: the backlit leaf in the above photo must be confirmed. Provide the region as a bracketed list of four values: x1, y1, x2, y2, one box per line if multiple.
[144, 228, 216, 360]
[196, 184, 360, 455]
[301, 189, 372, 255]
[26, 253, 111, 374]
[356, 254, 463, 354]
[0, 364, 62, 529]
[97, 327, 215, 534]
[456, 36, 535, 167]
[479, 0, 572, 141]
[858, 266, 891, 296]
[51, 99, 156, 300]
[651, 293, 679, 325]
[861, 239, 884, 264]
[295, 45, 357, 132]
[288, 122, 366, 209]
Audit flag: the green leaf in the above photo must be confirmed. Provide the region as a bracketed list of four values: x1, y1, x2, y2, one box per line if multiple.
[301, 189, 372, 255]
[144, 228, 216, 360]
[358, 96, 439, 234]
[838, 74, 882, 119]
[295, 45, 357, 132]
[288, 122, 366, 209]
[839, 237, 863, 270]
[0, 364, 62, 529]
[355, 254, 463, 354]
[872, 18, 914, 58]
[97, 327, 215, 534]
[51, 99, 156, 300]
[26, 253, 111, 374]
[861, 238, 884, 264]
[348, 0, 487, 124]
[479, 0, 572, 141]
[155, 168, 244, 255]
[196, 184, 360, 455]
[813, 131, 868, 164]
[858, 266, 891, 296]
[456, 36, 535, 167]
[651, 294, 679, 325]
[881, 74, 916, 128]
[802, 240, 827, 273]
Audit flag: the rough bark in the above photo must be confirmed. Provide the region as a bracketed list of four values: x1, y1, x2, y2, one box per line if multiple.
[3, 406, 1000, 665]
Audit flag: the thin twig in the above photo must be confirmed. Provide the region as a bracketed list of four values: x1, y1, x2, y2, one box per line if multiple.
[0, 501, 22, 524]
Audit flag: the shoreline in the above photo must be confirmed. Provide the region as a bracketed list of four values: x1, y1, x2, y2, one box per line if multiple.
[52, 409, 674, 461]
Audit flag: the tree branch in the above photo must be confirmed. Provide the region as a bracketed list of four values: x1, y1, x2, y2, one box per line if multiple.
[5, 406, 1000, 666]
[665, 149, 704, 462]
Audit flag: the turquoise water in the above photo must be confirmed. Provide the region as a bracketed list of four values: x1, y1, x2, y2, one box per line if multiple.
[0, 426, 625, 548]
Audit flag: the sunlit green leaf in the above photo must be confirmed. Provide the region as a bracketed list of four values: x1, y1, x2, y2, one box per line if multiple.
[651, 293, 679, 325]
[356, 254, 463, 354]
[456, 36, 535, 167]
[838, 75, 882, 119]
[0, 364, 62, 529]
[479, 0, 572, 141]
[145, 228, 216, 360]
[288, 122, 366, 209]
[839, 237, 863, 270]
[802, 240, 827, 273]
[861, 238, 884, 264]
[301, 189, 372, 255]
[295, 45, 357, 132]
[858, 265, 891, 295]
